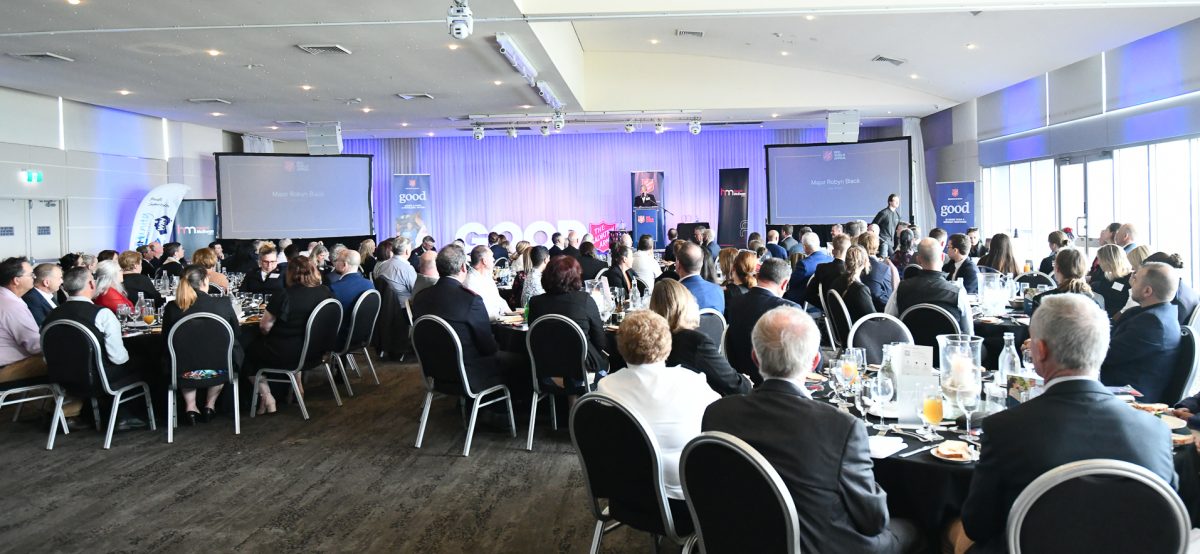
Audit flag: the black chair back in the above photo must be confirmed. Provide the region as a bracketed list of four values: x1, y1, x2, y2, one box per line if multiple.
[681, 432, 800, 554]
[494, 256, 510, 269]
[1162, 326, 1199, 405]
[41, 320, 107, 396]
[340, 289, 381, 354]
[1008, 459, 1188, 554]
[526, 315, 590, 394]
[902, 264, 922, 279]
[847, 314, 914, 365]
[824, 288, 852, 348]
[899, 303, 961, 366]
[296, 299, 342, 370]
[696, 309, 726, 353]
[1016, 271, 1055, 288]
[570, 393, 687, 540]
[411, 315, 472, 396]
[167, 312, 236, 388]
[977, 265, 1001, 274]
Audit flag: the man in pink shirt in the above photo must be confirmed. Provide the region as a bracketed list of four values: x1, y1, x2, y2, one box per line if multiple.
[0, 257, 45, 383]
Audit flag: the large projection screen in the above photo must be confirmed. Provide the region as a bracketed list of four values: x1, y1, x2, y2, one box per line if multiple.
[216, 154, 373, 239]
[766, 137, 912, 225]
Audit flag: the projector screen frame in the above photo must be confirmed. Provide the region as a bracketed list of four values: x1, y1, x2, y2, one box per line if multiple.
[764, 136, 913, 226]
[213, 152, 375, 240]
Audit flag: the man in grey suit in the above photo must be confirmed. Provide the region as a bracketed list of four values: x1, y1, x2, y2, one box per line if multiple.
[955, 294, 1177, 553]
[702, 305, 922, 553]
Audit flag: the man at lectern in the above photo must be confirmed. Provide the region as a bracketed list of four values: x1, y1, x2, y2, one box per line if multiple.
[633, 172, 659, 207]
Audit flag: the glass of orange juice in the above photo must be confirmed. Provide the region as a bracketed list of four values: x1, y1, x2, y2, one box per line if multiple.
[918, 385, 944, 438]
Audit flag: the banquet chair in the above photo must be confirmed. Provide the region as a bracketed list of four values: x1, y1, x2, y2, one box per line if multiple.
[0, 381, 70, 450]
[816, 283, 839, 349]
[899, 303, 961, 366]
[902, 264, 922, 279]
[847, 314, 914, 365]
[333, 289, 383, 397]
[1006, 459, 1188, 554]
[404, 298, 414, 326]
[1161, 326, 1199, 405]
[824, 288, 853, 349]
[1187, 304, 1199, 328]
[681, 432, 801, 554]
[42, 319, 156, 449]
[412, 315, 516, 456]
[594, 268, 609, 281]
[525, 314, 591, 451]
[494, 256, 510, 269]
[569, 393, 694, 554]
[977, 265, 1001, 274]
[1015, 271, 1056, 288]
[696, 309, 727, 355]
[166, 312, 239, 443]
[250, 299, 343, 420]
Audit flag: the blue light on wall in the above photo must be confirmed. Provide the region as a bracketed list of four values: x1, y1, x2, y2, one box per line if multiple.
[1110, 26, 1187, 111]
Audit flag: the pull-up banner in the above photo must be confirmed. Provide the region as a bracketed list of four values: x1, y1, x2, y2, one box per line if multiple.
[129, 183, 189, 249]
[934, 181, 976, 236]
[174, 200, 217, 257]
[393, 174, 432, 244]
[717, 168, 749, 247]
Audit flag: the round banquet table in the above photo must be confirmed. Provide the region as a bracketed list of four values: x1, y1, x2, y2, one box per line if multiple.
[972, 312, 1030, 372]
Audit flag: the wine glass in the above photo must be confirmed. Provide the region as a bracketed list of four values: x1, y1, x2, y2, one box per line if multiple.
[866, 376, 895, 431]
[844, 347, 867, 372]
[917, 384, 944, 439]
[946, 374, 982, 441]
[116, 304, 132, 325]
[832, 356, 859, 409]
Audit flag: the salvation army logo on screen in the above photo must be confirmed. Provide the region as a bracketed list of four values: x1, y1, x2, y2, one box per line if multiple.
[821, 150, 847, 162]
[822, 150, 834, 162]
[952, 188, 960, 197]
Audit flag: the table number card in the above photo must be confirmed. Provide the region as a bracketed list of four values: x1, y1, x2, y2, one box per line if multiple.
[893, 345, 936, 425]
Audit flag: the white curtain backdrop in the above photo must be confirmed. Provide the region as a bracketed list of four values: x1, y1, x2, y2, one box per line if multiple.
[241, 135, 275, 154]
[904, 117, 936, 229]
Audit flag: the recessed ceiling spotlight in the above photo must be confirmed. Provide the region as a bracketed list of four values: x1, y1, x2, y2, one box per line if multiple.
[426, 132, 435, 137]
[268, 125, 279, 130]
[771, 113, 779, 118]
[909, 73, 920, 79]
[966, 43, 978, 50]
[448, 44, 460, 50]
[520, 104, 533, 110]
[205, 49, 222, 57]
[780, 51, 789, 56]
[117, 89, 131, 96]
[361, 107, 372, 113]
[649, 39, 660, 45]
[493, 80, 503, 86]
[67, 0, 81, 5]
[805, 15, 815, 21]
[301, 85, 312, 91]
[401, 122, 409, 127]
[210, 112, 224, 117]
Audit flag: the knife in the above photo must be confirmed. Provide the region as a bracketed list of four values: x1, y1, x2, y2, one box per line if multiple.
[899, 444, 936, 458]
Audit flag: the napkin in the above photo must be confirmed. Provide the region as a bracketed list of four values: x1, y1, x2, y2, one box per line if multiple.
[868, 436, 908, 459]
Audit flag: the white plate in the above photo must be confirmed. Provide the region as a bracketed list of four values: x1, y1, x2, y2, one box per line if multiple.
[867, 402, 901, 419]
[1161, 414, 1187, 430]
[931, 447, 978, 464]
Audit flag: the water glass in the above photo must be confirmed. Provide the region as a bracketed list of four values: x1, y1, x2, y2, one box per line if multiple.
[917, 384, 944, 438]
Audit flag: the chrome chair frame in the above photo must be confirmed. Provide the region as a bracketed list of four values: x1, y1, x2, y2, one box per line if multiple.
[250, 298, 343, 420]
[333, 289, 383, 396]
[696, 308, 728, 355]
[824, 288, 853, 349]
[166, 312, 239, 443]
[525, 314, 590, 451]
[0, 382, 69, 450]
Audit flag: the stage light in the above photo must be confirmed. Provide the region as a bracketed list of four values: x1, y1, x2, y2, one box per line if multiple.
[624, 123, 636, 133]
[688, 120, 701, 135]
[506, 128, 518, 138]
[654, 122, 665, 134]
[472, 125, 485, 140]
[447, 1, 473, 40]
[552, 111, 565, 130]
[539, 126, 550, 136]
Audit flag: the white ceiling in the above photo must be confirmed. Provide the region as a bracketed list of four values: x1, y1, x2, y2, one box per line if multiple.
[0, 0, 1197, 141]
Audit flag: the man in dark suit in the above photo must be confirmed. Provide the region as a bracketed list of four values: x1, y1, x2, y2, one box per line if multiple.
[779, 224, 798, 252]
[1144, 252, 1199, 326]
[804, 234, 850, 308]
[547, 232, 564, 258]
[576, 242, 608, 281]
[1100, 262, 1183, 403]
[764, 230, 788, 260]
[942, 233, 979, 294]
[704, 304, 922, 553]
[410, 244, 515, 394]
[966, 227, 988, 259]
[677, 243, 724, 312]
[407, 235, 436, 268]
[21, 263, 61, 326]
[959, 294, 1176, 552]
[661, 228, 679, 263]
[241, 247, 284, 294]
[724, 258, 799, 384]
[562, 231, 581, 259]
[138, 243, 160, 277]
[783, 232, 831, 304]
[885, 238, 974, 335]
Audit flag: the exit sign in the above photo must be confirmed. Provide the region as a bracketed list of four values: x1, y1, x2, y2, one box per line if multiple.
[19, 170, 43, 183]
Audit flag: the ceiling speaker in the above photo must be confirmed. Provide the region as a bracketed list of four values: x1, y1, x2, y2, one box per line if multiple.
[305, 122, 343, 155]
[826, 110, 860, 144]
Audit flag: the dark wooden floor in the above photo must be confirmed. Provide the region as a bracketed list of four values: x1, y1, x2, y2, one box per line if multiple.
[0, 360, 649, 553]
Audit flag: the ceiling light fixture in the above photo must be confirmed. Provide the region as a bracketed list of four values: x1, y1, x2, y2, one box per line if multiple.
[361, 107, 372, 113]
[447, 0, 473, 40]
[966, 43, 978, 50]
[805, 15, 815, 21]
[448, 44, 460, 51]
[654, 122, 665, 134]
[401, 122, 409, 127]
[67, 0, 81, 5]
[495, 33, 539, 87]
[552, 111, 565, 130]
[426, 132, 435, 137]
[537, 81, 564, 111]
[493, 80, 503, 86]
[519, 105, 533, 110]
[301, 85, 313, 91]
[472, 124, 485, 140]
[624, 123, 636, 133]
[771, 113, 779, 118]
[205, 49, 221, 57]
[781, 51, 789, 56]
[909, 73, 920, 79]
[688, 120, 702, 135]
[539, 126, 550, 136]
[117, 89, 131, 96]
[210, 112, 224, 117]
[268, 126, 279, 130]
[649, 39, 660, 45]
[506, 128, 518, 139]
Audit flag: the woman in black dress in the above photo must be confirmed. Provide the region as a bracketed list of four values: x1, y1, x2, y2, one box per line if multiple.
[162, 265, 243, 424]
[722, 250, 757, 307]
[1090, 244, 1132, 318]
[246, 255, 333, 414]
[527, 255, 608, 382]
[651, 279, 749, 396]
[830, 245, 877, 327]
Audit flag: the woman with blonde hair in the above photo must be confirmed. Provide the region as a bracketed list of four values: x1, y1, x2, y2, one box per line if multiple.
[829, 246, 876, 324]
[650, 279, 750, 396]
[510, 240, 532, 272]
[1090, 244, 1133, 318]
[190, 247, 230, 293]
[717, 248, 739, 284]
[1032, 247, 1100, 314]
[93, 259, 134, 313]
[162, 265, 243, 424]
[723, 251, 758, 307]
[357, 239, 377, 275]
[856, 232, 898, 310]
[1127, 245, 1151, 270]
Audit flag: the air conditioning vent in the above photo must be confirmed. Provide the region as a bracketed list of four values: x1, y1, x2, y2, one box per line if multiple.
[396, 93, 435, 101]
[187, 98, 232, 105]
[274, 120, 308, 126]
[674, 30, 705, 38]
[871, 55, 907, 67]
[8, 52, 75, 62]
[296, 44, 352, 55]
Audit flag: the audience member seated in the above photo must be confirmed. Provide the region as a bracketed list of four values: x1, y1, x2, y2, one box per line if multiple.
[412, 250, 439, 299]
[656, 240, 685, 282]
[357, 239, 377, 276]
[162, 265, 242, 425]
[464, 245, 512, 321]
[81, 254, 98, 274]
[977, 233, 1020, 276]
[700, 246, 721, 284]
[1031, 248, 1101, 316]
[1127, 244, 1152, 271]
[886, 238, 974, 334]
[329, 249, 374, 338]
[245, 256, 333, 415]
[485, 232, 507, 265]
[158, 242, 186, 277]
[527, 255, 609, 380]
[117, 251, 162, 307]
[97, 250, 118, 264]
[22, 262, 61, 326]
[575, 241, 607, 280]
[722, 251, 757, 307]
[725, 258, 798, 384]
[928, 227, 948, 260]
[597, 310, 719, 501]
[942, 233, 979, 294]
[700, 227, 721, 261]
[717, 247, 738, 284]
[630, 235, 662, 292]
[703, 305, 922, 553]
[779, 224, 798, 252]
[45, 267, 140, 428]
[92, 260, 134, 314]
[509, 240, 531, 273]
[830, 246, 876, 323]
[547, 232, 565, 258]
[138, 242, 159, 276]
[966, 227, 988, 258]
[241, 245, 284, 294]
[677, 242, 724, 313]
[1088, 222, 1124, 282]
[1099, 262, 1182, 403]
[956, 294, 1175, 553]
[1090, 244, 1133, 318]
[784, 232, 831, 304]
[857, 233, 898, 311]
[765, 230, 788, 259]
[651, 279, 750, 396]
[191, 247, 229, 293]
[1039, 230, 1071, 275]
[1115, 222, 1139, 252]
[1143, 252, 1198, 326]
[407, 235, 437, 268]
[375, 237, 418, 308]
[0, 257, 47, 386]
[890, 229, 917, 273]
[562, 231, 581, 259]
[804, 234, 851, 307]
[519, 246, 549, 308]
[601, 245, 644, 300]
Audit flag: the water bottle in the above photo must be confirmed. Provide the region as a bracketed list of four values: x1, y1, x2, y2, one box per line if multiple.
[135, 292, 147, 316]
[997, 332, 1021, 384]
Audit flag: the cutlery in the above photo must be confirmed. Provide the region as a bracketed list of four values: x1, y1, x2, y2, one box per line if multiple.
[900, 445, 935, 458]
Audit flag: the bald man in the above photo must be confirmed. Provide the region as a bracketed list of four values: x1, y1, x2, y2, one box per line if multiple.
[885, 237, 973, 334]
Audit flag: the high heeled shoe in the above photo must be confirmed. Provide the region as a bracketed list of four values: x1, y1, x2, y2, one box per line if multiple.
[184, 410, 200, 426]
[256, 394, 277, 415]
[202, 407, 216, 423]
